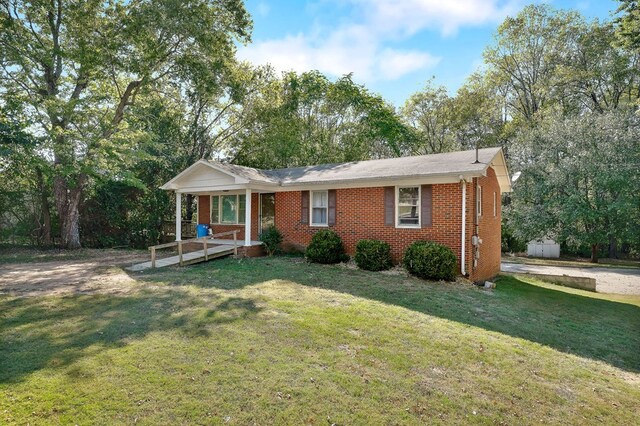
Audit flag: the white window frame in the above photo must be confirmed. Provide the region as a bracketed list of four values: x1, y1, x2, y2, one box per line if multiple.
[493, 191, 497, 217]
[477, 185, 483, 217]
[310, 190, 329, 227]
[210, 195, 219, 224]
[210, 194, 246, 225]
[396, 186, 421, 228]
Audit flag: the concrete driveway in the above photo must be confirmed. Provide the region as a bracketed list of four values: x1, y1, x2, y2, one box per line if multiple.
[501, 262, 640, 295]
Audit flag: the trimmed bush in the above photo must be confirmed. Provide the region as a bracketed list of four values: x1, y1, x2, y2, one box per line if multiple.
[305, 229, 348, 264]
[259, 225, 283, 256]
[403, 241, 457, 281]
[354, 239, 392, 271]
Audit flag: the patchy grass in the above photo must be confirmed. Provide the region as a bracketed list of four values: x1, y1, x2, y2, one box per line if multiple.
[0, 245, 146, 264]
[503, 254, 640, 270]
[1, 256, 639, 425]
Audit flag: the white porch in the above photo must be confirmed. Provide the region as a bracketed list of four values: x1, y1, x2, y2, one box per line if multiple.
[174, 188, 255, 246]
[161, 159, 280, 248]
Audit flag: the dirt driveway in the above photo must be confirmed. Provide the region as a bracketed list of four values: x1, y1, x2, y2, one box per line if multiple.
[501, 262, 640, 295]
[0, 250, 148, 297]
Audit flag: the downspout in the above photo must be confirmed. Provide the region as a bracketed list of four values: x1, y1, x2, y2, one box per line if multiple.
[460, 176, 467, 276]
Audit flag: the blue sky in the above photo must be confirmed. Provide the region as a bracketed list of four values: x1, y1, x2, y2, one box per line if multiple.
[237, 0, 618, 107]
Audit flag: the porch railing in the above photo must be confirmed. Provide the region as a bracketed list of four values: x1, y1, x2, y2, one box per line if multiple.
[148, 230, 238, 268]
[161, 220, 197, 239]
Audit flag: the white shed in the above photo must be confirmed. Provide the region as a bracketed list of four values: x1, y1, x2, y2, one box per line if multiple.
[527, 239, 560, 258]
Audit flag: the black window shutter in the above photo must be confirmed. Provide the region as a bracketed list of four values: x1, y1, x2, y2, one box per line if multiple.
[421, 184, 433, 227]
[300, 191, 309, 224]
[384, 186, 395, 226]
[328, 190, 337, 225]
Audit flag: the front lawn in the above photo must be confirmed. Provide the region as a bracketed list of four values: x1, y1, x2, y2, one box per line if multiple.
[1, 256, 639, 424]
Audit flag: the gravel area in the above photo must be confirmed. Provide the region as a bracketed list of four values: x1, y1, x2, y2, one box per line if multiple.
[501, 262, 640, 295]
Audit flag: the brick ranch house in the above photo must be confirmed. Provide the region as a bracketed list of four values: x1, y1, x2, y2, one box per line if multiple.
[161, 147, 511, 282]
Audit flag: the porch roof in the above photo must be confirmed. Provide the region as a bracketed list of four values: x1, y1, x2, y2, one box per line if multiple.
[161, 147, 512, 193]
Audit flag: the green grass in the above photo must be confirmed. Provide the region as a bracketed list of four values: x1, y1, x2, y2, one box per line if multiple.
[2, 256, 639, 425]
[503, 254, 640, 269]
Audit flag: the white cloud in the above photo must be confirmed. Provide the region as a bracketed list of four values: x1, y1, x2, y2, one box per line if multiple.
[352, 0, 523, 37]
[238, 27, 440, 82]
[377, 49, 440, 80]
[238, 0, 523, 82]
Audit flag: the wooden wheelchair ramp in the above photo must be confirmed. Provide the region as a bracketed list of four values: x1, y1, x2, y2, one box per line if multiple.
[127, 231, 239, 272]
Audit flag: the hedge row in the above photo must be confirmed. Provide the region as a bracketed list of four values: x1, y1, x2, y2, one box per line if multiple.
[304, 230, 457, 281]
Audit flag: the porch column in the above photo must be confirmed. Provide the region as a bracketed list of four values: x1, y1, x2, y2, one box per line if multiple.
[175, 191, 182, 241]
[245, 188, 252, 246]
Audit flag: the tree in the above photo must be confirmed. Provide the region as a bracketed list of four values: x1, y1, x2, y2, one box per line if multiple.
[483, 4, 582, 120]
[0, 0, 251, 248]
[557, 21, 639, 114]
[506, 111, 640, 262]
[615, 0, 640, 52]
[401, 74, 512, 156]
[401, 79, 459, 155]
[451, 73, 511, 152]
[0, 117, 53, 245]
[231, 71, 412, 168]
[125, 62, 275, 221]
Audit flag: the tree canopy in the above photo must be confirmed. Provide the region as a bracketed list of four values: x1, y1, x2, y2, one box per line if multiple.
[507, 111, 640, 261]
[0, 0, 251, 247]
[1, 1, 638, 260]
[231, 71, 412, 168]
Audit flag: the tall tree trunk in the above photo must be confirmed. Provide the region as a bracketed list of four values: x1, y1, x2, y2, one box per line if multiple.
[53, 175, 84, 249]
[185, 194, 195, 222]
[35, 168, 52, 246]
[590, 243, 599, 263]
[608, 235, 617, 259]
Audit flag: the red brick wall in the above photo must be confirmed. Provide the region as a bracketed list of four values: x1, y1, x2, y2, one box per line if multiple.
[274, 169, 501, 281]
[471, 167, 502, 282]
[198, 195, 210, 224]
[195, 168, 502, 281]
[197, 194, 259, 241]
[274, 184, 467, 269]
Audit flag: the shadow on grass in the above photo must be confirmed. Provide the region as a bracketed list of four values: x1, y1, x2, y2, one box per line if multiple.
[133, 257, 640, 373]
[0, 289, 261, 383]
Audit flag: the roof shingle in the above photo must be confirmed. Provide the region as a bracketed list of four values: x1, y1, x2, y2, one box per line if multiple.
[210, 147, 503, 185]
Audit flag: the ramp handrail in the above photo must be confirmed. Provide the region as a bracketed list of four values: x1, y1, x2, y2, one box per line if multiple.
[149, 230, 238, 268]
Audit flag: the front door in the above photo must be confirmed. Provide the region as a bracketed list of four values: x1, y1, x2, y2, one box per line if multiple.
[259, 193, 275, 234]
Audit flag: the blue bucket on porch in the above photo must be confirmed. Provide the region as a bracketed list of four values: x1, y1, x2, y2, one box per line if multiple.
[196, 224, 209, 238]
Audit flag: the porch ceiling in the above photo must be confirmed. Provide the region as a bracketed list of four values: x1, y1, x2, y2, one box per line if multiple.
[187, 188, 276, 195]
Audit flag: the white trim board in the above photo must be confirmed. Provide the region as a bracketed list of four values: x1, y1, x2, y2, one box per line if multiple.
[395, 185, 421, 229]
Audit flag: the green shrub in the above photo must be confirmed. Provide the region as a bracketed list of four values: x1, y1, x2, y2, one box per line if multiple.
[403, 241, 457, 281]
[354, 239, 392, 271]
[260, 225, 283, 256]
[305, 229, 348, 264]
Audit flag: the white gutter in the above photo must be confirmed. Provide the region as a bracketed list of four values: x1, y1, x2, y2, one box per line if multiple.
[460, 176, 467, 276]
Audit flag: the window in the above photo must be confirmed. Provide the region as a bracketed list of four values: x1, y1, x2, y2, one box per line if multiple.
[210, 194, 246, 224]
[221, 195, 236, 223]
[397, 186, 420, 227]
[477, 185, 482, 217]
[238, 195, 246, 224]
[493, 191, 497, 217]
[211, 196, 219, 223]
[311, 190, 328, 226]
